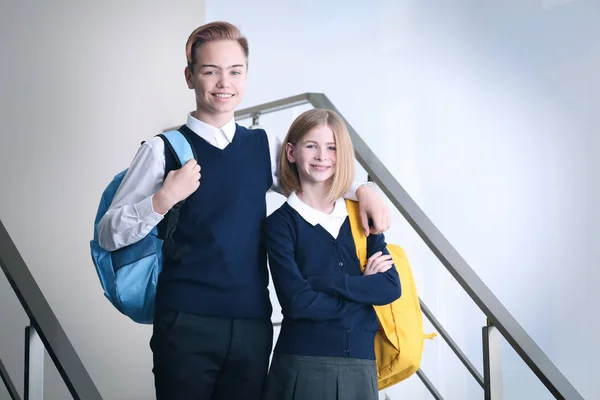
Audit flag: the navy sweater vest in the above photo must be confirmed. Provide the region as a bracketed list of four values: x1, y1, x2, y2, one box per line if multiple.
[155, 124, 273, 319]
[264, 203, 402, 360]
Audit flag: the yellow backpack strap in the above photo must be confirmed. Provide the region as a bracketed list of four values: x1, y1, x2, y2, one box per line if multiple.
[345, 199, 368, 269]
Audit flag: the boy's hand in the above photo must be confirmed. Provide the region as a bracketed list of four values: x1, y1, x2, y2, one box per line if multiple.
[152, 160, 201, 214]
[363, 252, 394, 276]
[356, 185, 391, 236]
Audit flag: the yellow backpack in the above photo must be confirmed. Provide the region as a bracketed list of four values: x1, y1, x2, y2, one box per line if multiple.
[345, 200, 435, 390]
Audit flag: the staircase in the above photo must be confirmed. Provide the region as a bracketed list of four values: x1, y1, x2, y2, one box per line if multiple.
[0, 93, 584, 400]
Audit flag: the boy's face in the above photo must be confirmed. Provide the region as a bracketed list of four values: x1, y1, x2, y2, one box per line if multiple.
[185, 40, 247, 123]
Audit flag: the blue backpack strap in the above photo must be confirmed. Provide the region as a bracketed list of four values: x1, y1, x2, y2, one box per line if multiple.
[159, 128, 196, 168]
[156, 128, 196, 260]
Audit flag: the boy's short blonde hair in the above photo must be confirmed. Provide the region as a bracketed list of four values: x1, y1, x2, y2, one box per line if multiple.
[185, 21, 249, 72]
[278, 109, 355, 202]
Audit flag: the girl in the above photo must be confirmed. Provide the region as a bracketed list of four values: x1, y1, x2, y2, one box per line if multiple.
[263, 109, 401, 400]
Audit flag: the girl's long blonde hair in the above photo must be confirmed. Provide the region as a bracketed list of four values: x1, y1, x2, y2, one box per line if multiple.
[278, 109, 355, 202]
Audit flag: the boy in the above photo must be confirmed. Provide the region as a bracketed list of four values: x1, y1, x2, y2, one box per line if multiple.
[98, 21, 390, 400]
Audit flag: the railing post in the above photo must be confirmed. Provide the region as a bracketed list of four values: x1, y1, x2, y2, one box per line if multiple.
[24, 325, 44, 400]
[1, 220, 103, 400]
[249, 113, 261, 129]
[483, 319, 503, 400]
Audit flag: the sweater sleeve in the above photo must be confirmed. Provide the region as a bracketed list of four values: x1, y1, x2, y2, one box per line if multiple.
[307, 233, 401, 306]
[265, 213, 363, 321]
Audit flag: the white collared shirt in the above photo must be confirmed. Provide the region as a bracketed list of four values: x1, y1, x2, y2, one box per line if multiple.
[186, 112, 237, 148]
[97, 112, 367, 251]
[287, 192, 348, 239]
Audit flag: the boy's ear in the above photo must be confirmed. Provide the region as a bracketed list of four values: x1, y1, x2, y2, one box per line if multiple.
[285, 143, 296, 163]
[184, 66, 194, 89]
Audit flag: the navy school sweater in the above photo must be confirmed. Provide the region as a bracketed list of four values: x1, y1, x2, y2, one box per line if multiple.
[264, 202, 402, 360]
[155, 124, 273, 319]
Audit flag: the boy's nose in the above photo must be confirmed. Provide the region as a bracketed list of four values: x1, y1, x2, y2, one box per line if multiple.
[216, 78, 230, 88]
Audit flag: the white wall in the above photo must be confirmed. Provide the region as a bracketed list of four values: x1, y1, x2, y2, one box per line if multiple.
[0, 2, 205, 399]
[209, 0, 599, 399]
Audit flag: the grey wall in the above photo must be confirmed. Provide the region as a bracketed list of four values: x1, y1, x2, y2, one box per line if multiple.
[0, 2, 206, 399]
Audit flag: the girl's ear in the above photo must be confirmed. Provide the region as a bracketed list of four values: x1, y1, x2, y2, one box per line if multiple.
[286, 143, 296, 163]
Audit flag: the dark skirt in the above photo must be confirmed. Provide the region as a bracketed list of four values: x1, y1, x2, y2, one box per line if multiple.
[263, 354, 378, 400]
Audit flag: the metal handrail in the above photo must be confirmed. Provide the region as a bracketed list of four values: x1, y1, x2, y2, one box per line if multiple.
[0, 356, 21, 400]
[0, 220, 103, 400]
[420, 300, 484, 387]
[235, 92, 584, 400]
[416, 370, 444, 400]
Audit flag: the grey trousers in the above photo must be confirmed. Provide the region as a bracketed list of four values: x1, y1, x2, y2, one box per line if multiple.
[263, 354, 378, 400]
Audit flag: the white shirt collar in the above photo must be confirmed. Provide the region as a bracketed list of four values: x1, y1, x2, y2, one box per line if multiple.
[186, 112, 236, 145]
[287, 191, 348, 226]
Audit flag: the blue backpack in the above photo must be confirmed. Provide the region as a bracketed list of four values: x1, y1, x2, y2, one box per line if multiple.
[89, 129, 196, 324]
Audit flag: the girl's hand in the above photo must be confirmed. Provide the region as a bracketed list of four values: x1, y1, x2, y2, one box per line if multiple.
[363, 251, 394, 276]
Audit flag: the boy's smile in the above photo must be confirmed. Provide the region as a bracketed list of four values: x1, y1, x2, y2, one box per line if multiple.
[185, 39, 247, 127]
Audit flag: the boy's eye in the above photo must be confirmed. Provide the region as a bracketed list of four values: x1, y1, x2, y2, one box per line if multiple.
[204, 71, 216, 75]
[306, 144, 316, 149]
[231, 70, 242, 75]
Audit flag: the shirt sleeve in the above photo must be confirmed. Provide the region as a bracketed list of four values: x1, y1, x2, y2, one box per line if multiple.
[265, 214, 364, 321]
[266, 130, 282, 194]
[307, 233, 401, 306]
[97, 137, 166, 251]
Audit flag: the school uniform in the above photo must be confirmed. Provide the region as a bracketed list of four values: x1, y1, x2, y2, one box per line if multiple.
[101, 114, 274, 399]
[263, 193, 402, 400]
[149, 122, 274, 400]
[97, 113, 372, 400]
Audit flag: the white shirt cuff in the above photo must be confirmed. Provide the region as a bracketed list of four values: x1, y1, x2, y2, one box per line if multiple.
[345, 181, 375, 201]
[138, 195, 166, 222]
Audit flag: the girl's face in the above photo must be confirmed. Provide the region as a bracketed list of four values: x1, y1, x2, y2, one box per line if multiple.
[286, 124, 337, 187]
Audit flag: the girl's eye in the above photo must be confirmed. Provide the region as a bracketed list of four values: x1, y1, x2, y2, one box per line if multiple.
[306, 144, 316, 149]
[328, 146, 337, 151]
